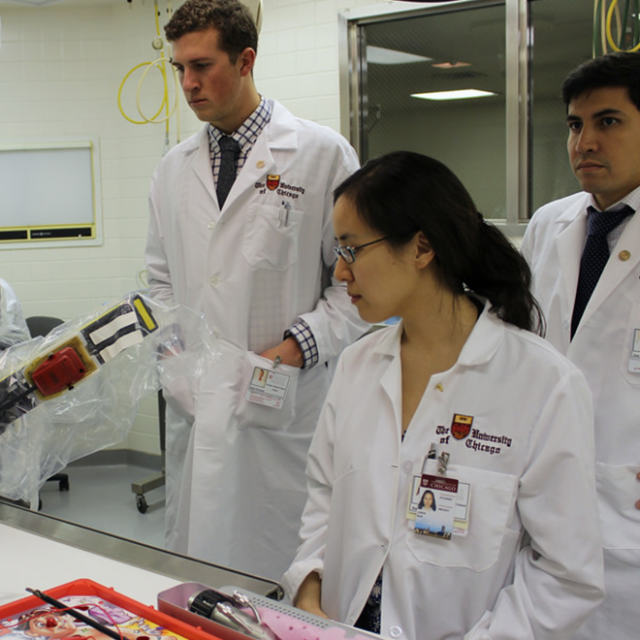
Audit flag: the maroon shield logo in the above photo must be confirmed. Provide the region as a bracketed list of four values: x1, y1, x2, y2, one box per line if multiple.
[451, 413, 473, 440]
[267, 174, 280, 190]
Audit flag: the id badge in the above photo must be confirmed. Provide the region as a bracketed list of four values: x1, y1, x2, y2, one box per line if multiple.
[452, 482, 471, 536]
[414, 474, 459, 541]
[245, 366, 290, 409]
[408, 475, 472, 534]
[628, 329, 640, 373]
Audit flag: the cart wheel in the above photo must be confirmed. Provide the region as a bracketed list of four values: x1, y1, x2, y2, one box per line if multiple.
[59, 476, 70, 491]
[136, 494, 148, 514]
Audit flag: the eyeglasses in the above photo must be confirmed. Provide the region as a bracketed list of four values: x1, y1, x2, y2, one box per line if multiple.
[333, 236, 389, 264]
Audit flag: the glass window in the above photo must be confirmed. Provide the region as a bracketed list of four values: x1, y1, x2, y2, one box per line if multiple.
[342, 0, 595, 230]
[357, 2, 507, 220]
[529, 0, 592, 213]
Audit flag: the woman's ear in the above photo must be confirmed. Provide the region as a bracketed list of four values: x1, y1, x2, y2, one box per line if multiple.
[414, 231, 435, 269]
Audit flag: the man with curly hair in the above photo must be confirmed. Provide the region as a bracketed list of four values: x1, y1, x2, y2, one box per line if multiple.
[144, 0, 368, 581]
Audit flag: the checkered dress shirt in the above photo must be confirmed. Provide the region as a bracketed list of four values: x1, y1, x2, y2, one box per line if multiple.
[208, 96, 272, 181]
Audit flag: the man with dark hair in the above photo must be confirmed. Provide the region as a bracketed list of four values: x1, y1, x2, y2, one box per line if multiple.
[144, 0, 368, 581]
[522, 51, 640, 639]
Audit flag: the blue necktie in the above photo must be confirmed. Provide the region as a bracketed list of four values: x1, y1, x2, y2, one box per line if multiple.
[571, 204, 633, 338]
[216, 136, 241, 208]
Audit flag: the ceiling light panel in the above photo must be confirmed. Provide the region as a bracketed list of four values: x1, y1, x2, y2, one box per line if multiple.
[411, 88, 497, 101]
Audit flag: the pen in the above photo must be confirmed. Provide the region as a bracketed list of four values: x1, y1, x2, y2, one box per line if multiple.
[25, 589, 122, 640]
[278, 201, 291, 228]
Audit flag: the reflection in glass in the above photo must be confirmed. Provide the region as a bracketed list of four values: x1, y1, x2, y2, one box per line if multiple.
[360, 4, 506, 219]
[529, 0, 592, 214]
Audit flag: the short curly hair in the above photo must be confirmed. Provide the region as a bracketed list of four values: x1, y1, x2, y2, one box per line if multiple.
[165, 0, 258, 62]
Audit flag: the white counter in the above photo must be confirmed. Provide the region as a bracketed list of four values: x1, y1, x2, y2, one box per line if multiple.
[0, 521, 180, 607]
[0, 502, 281, 611]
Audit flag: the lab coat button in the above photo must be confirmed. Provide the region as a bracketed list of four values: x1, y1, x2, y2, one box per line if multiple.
[619, 249, 631, 261]
[207, 221, 217, 230]
[402, 460, 413, 474]
[209, 276, 220, 287]
[389, 626, 403, 638]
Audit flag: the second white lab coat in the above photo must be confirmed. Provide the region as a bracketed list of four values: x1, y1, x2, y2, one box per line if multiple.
[283, 306, 604, 640]
[145, 100, 368, 581]
[522, 192, 640, 640]
[0, 278, 30, 350]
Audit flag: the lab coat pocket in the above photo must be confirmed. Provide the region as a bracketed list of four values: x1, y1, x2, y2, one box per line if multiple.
[242, 204, 304, 271]
[406, 466, 519, 571]
[621, 303, 640, 384]
[595, 462, 640, 549]
[234, 351, 300, 431]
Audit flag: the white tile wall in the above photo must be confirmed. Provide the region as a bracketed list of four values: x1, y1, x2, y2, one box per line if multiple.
[0, 0, 385, 453]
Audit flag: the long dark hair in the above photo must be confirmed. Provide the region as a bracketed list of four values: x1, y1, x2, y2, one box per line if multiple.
[334, 151, 544, 334]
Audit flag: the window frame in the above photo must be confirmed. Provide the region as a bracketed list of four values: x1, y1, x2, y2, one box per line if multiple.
[338, 0, 530, 237]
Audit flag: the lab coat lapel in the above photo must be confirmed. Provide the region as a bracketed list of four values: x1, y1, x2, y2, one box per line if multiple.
[187, 128, 219, 209]
[553, 201, 587, 303]
[228, 133, 277, 200]
[377, 324, 404, 438]
[581, 209, 640, 324]
[219, 101, 299, 215]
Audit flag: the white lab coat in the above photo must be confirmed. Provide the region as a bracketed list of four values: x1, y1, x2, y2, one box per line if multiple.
[522, 192, 640, 640]
[145, 100, 368, 581]
[283, 306, 604, 640]
[0, 278, 30, 350]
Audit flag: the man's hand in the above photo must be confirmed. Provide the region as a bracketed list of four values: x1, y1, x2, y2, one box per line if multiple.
[260, 336, 304, 368]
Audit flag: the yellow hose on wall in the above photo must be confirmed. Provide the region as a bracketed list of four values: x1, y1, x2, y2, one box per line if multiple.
[117, 0, 181, 150]
[594, 0, 640, 54]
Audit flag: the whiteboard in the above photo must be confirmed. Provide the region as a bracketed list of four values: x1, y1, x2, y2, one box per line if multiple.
[0, 145, 94, 228]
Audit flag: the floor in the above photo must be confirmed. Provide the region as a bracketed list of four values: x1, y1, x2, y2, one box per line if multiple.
[38, 457, 166, 550]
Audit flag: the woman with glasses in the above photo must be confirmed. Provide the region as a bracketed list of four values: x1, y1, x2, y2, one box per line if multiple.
[282, 151, 604, 640]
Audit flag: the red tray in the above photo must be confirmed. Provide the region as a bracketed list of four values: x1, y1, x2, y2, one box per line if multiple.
[0, 578, 223, 640]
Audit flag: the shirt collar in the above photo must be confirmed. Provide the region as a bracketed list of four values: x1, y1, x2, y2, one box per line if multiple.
[207, 96, 272, 152]
[373, 299, 502, 368]
[588, 183, 640, 214]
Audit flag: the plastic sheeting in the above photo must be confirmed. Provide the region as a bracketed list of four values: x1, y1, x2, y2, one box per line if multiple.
[0, 278, 31, 351]
[0, 292, 218, 508]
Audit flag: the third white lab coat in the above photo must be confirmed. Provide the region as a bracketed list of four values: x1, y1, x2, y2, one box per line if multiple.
[522, 192, 640, 640]
[145, 100, 368, 581]
[283, 306, 604, 640]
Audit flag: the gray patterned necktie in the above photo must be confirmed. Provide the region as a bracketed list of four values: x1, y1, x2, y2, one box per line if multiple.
[216, 135, 241, 208]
